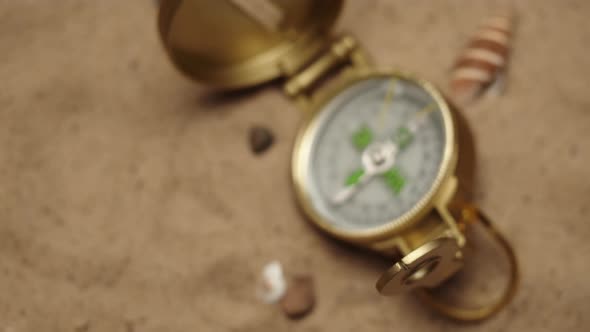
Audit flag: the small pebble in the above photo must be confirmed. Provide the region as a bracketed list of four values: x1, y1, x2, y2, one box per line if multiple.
[249, 126, 274, 154]
[280, 275, 315, 319]
[73, 321, 90, 332]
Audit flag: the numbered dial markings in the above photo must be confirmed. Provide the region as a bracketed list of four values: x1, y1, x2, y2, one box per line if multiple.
[303, 77, 447, 231]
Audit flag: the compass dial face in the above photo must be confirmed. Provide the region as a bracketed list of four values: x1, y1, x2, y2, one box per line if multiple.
[297, 75, 451, 233]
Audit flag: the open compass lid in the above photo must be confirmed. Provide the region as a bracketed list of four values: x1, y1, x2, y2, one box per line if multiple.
[158, 0, 344, 89]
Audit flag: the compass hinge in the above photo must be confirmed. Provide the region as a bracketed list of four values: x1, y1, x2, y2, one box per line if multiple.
[283, 35, 369, 99]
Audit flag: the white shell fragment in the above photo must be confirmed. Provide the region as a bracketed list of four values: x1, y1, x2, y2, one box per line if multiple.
[257, 261, 287, 303]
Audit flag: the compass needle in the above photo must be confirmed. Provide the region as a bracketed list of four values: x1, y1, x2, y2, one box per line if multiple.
[345, 169, 365, 186]
[377, 78, 397, 133]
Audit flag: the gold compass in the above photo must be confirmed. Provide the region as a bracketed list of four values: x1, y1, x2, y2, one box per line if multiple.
[157, 0, 518, 321]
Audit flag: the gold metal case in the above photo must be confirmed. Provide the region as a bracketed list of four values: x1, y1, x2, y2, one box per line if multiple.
[158, 0, 343, 89]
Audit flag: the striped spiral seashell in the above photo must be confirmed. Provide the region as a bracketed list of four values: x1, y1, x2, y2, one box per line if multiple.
[450, 13, 515, 105]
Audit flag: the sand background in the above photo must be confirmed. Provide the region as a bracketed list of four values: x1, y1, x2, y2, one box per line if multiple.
[0, 1, 588, 331]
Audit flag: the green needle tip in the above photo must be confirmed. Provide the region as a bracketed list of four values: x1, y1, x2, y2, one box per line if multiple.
[345, 169, 364, 186]
[383, 167, 405, 194]
[352, 126, 373, 150]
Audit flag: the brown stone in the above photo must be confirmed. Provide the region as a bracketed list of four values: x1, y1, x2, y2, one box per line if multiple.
[249, 126, 274, 154]
[279, 275, 315, 319]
